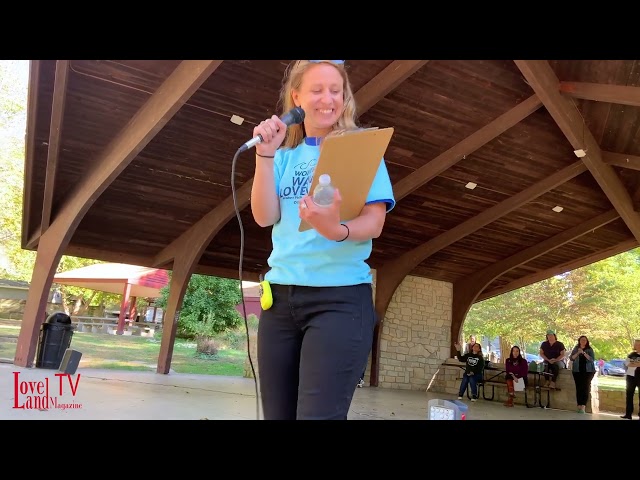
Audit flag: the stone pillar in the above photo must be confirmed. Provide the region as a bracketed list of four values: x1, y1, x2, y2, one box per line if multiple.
[588, 371, 600, 413]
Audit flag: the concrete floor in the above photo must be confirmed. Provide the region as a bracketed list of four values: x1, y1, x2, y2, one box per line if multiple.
[0, 363, 627, 420]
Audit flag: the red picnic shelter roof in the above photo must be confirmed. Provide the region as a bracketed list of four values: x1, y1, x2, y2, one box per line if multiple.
[53, 263, 169, 298]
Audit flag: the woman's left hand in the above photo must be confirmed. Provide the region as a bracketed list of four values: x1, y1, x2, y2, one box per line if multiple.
[298, 189, 346, 241]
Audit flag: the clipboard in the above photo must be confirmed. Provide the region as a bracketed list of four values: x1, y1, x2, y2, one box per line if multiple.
[299, 127, 394, 232]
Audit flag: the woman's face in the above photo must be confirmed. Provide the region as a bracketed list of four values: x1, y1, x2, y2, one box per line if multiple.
[292, 63, 344, 137]
[512, 347, 520, 357]
[579, 337, 587, 347]
[472, 343, 481, 354]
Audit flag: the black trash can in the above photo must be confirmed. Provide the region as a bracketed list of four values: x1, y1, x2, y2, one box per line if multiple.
[35, 312, 75, 369]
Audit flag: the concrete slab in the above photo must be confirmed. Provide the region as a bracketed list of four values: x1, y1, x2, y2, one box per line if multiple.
[0, 363, 628, 420]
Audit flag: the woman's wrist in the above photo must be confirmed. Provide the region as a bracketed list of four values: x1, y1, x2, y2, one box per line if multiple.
[335, 224, 349, 242]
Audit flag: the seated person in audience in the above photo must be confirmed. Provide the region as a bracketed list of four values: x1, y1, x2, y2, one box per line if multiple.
[503, 345, 529, 407]
[454, 341, 485, 402]
[539, 329, 566, 389]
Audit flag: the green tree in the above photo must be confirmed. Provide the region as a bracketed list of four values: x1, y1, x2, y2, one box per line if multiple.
[156, 273, 243, 338]
[466, 247, 640, 359]
[0, 60, 107, 283]
[0, 60, 33, 279]
[578, 249, 640, 357]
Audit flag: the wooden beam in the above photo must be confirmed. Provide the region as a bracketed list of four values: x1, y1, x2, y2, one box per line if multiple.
[633, 183, 640, 211]
[14, 61, 222, 368]
[54, 61, 222, 245]
[560, 81, 640, 107]
[41, 60, 69, 234]
[22, 60, 40, 249]
[391, 161, 587, 274]
[478, 238, 639, 301]
[460, 209, 619, 301]
[354, 60, 429, 114]
[152, 179, 253, 268]
[393, 94, 542, 201]
[602, 151, 640, 171]
[515, 60, 640, 243]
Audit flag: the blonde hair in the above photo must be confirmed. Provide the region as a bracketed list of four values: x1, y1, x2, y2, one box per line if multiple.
[278, 60, 359, 149]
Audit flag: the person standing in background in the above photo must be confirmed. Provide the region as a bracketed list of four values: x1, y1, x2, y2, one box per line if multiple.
[620, 339, 640, 420]
[598, 358, 605, 375]
[569, 335, 596, 414]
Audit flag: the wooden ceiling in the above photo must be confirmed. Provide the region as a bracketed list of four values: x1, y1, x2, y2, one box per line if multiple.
[23, 60, 640, 303]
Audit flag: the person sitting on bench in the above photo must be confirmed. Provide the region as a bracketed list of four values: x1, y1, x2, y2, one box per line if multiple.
[539, 330, 566, 389]
[454, 341, 485, 402]
[503, 345, 529, 407]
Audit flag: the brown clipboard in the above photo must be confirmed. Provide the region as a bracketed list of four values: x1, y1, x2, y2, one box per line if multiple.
[299, 127, 395, 232]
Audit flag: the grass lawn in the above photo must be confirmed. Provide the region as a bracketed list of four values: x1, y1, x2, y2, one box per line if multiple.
[0, 320, 630, 388]
[596, 373, 626, 391]
[0, 321, 248, 376]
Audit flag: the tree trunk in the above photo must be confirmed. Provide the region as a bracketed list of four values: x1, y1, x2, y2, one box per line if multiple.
[500, 336, 511, 363]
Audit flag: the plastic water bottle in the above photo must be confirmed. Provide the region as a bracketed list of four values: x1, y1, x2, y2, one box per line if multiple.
[312, 174, 335, 207]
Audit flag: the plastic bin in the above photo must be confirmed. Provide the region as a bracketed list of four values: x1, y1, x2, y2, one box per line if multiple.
[427, 399, 468, 420]
[35, 312, 75, 369]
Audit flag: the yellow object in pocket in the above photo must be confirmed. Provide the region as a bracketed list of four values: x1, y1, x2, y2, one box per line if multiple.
[259, 280, 273, 310]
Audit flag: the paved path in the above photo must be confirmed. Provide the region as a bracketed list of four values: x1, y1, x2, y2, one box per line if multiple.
[0, 363, 625, 420]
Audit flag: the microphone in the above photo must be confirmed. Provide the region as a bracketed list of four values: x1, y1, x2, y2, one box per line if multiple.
[238, 107, 305, 153]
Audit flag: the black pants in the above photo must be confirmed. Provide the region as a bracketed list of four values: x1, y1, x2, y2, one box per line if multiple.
[572, 371, 595, 406]
[625, 375, 640, 416]
[257, 283, 376, 420]
[544, 362, 561, 382]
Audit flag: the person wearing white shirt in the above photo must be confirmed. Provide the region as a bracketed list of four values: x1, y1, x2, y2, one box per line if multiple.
[620, 339, 640, 420]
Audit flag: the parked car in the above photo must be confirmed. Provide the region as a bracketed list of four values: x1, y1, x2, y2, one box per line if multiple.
[525, 353, 543, 364]
[603, 359, 626, 376]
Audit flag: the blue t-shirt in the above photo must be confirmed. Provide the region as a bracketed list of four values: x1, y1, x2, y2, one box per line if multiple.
[265, 138, 395, 287]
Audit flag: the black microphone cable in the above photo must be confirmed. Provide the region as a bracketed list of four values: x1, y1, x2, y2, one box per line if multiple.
[230, 146, 261, 420]
[230, 107, 305, 420]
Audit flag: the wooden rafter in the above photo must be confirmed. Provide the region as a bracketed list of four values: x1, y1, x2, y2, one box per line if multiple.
[515, 60, 640, 243]
[632, 181, 640, 212]
[354, 60, 429, 114]
[478, 238, 639, 301]
[385, 161, 587, 278]
[43, 61, 223, 245]
[152, 180, 253, 268]
[560, 81, 640, 107]
[602, 151, 640, 171]
[459, 209, 619, 297]
[392, 94, 542, 201]
[40, 60, 69, 235]
[22, 60, 40, 249]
